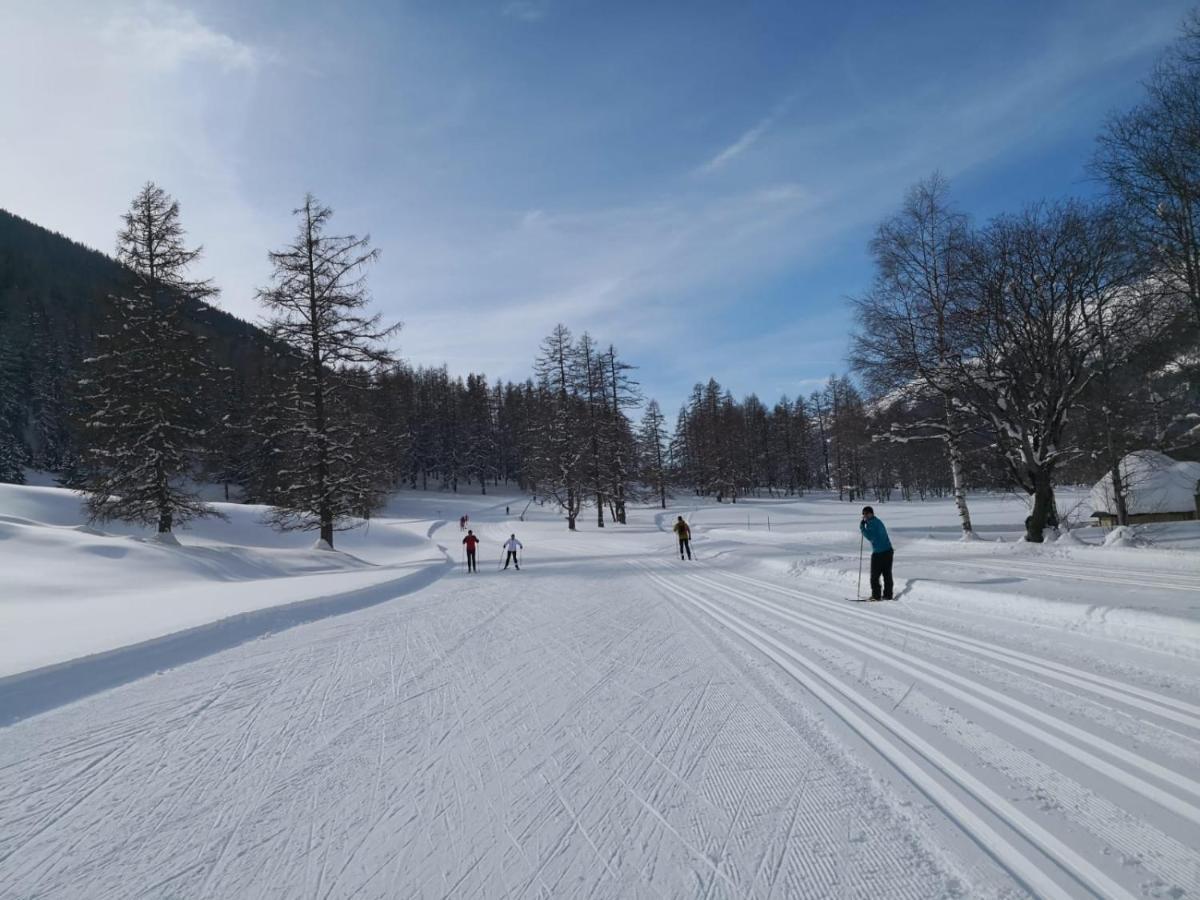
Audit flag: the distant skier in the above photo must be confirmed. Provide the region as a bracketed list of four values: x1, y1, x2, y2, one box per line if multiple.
[462, 530, 480, 573]
[459, 515, 466, 530]
[859, 506, 893, 600]
[673, 516, 692, 560]
[503, 534, 522, 570]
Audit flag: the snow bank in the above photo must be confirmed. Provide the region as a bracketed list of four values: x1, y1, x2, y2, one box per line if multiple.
[0, 483, 460, 679]
[1089, 450, 1200, 516]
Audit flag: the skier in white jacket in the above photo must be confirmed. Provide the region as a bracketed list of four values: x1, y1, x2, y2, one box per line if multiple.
[502, 534, 522, 570]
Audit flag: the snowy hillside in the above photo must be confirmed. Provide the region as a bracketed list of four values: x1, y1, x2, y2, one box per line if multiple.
[1, 485, 1199, 898]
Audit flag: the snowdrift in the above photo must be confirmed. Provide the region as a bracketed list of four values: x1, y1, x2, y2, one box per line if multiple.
[0, 482, 449, 680]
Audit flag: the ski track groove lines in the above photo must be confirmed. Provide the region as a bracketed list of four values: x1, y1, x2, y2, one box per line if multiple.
[689, 572, 1200, 824]
[639, 563, 1144, 900]
[2, 532, 1196, 899]
[671, 568, 1200, 894]
[642, 561, 1200, 900]
[721, 568, 1200, 730]
[0, 563, 967, 900]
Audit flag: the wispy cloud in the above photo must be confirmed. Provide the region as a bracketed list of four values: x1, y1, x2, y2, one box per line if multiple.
[700, 95, 794, 173]
[100, 1, 260, 72]
[2, 0, 1191, 413]
[502, 1, 548, 23]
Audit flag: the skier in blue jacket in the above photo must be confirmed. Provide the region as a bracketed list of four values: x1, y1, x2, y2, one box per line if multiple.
[859, 506, 893, 600]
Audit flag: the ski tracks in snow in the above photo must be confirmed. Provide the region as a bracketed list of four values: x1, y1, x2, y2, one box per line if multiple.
[1, 562, 969, 899]
[638, 561, 1200, 899]
[1, 546, 1197, 898]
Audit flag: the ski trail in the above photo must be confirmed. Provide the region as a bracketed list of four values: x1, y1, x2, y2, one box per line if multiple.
[639, 563, 1137, 900]
[720, 569, 1200, 728]
[689, 571, 1200, 823]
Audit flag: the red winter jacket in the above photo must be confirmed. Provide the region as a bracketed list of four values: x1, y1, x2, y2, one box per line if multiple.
[462, 534, 480, 551]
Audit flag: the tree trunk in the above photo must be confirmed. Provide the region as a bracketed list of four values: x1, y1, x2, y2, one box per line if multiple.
[155, 457, 172, 534]
[1025, 469, 1055, 543]
[946, 426, 974, 537]
[1109, 459, 1130, 527]
[305, 202, 333, 551]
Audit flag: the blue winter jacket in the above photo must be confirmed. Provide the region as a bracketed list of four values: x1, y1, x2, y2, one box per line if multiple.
[860, 517, 892, 553]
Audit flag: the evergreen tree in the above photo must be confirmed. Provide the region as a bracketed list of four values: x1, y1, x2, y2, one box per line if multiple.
[0, 313, 25, 484]
[575, 332, 608, 527]
[77, 183, 218, 536]
[637, 399, 670, 509]
[256, 194, 399, 548]
[243, 363, 293, 504]
[532, 324, 584, 529]
[601, 344, 640, 522]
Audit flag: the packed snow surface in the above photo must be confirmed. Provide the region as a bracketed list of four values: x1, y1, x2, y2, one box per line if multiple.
[1, 484, 1199, 898]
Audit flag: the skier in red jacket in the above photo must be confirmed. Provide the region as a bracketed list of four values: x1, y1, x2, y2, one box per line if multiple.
[462, 530, 480, 572]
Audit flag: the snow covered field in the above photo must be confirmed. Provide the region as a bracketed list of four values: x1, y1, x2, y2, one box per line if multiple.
[1, 484, 1198, 898]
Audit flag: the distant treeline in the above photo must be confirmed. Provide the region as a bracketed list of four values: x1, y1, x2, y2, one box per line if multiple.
[2, 13, 1198, 546]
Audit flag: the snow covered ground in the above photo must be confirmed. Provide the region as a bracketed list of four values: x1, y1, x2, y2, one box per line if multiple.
[1, 484, 1198, 898]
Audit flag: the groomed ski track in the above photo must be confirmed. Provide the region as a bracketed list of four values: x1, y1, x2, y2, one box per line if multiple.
[2, 506, 1198, 899]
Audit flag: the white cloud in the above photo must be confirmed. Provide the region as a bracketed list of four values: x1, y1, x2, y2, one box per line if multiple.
[100, 1, 259, 72]
[702, 116, 772, 172]
[0, 1, 271, 320]
[700, 95, 794, 173]
[502, 1, 547, 23]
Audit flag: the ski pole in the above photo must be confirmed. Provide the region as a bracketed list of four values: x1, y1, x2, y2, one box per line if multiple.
[857, 532, 864, 600]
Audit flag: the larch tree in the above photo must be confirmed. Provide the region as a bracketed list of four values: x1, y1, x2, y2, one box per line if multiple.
[601, 343, 640, 523]
[78, 182, 218, 537]
[637, 399, 669, 509]
[574, 332, 607, 527]
[257, 194, 399, 549]
[532, 324, 584, 529]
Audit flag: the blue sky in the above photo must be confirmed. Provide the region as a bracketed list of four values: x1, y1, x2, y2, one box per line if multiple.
[1, 0, 1193, 414]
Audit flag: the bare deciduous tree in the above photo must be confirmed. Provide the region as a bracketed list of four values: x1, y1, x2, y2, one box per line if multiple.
[852, 174, 978, 537]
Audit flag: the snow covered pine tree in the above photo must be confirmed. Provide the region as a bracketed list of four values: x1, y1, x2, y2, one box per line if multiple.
[77, 183, 220, 538]
[256, 194, 400, 550]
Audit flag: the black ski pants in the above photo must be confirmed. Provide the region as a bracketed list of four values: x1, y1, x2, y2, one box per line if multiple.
[504, 551, 519, 569]
[678, 538, 692, 560]
[870, 549, 893, 600]
[466, 550, 477, 572]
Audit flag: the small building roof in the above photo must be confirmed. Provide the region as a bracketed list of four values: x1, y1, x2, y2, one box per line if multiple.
[1090, 450, 1200, 516]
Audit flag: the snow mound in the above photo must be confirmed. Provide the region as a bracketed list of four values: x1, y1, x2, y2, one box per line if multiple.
[0, 482, 450, 679]
[1090, 450, 1200, 516]
[1103, 525, 1148, 548]
[1055, 529, 1085, 545]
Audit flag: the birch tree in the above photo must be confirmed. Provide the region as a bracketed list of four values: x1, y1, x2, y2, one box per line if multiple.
[851, 174, 977, 536]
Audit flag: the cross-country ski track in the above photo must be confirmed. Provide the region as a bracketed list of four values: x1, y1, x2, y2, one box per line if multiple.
[1, 492, 1198, 899]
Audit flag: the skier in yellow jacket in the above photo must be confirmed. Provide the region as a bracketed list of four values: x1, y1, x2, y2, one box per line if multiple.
[672, 516, 692, 560]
